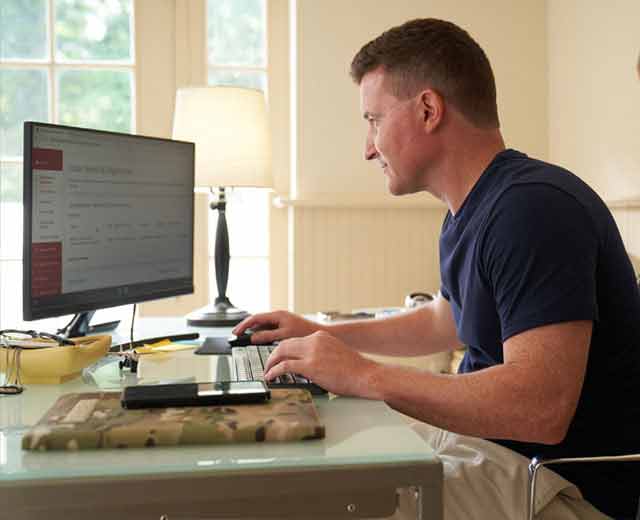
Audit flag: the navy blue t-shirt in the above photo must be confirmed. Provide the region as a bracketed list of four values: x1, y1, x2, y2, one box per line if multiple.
[439, 149, 640, 516]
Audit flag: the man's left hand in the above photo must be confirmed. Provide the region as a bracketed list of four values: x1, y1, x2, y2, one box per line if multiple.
[263, 331, 381, 399]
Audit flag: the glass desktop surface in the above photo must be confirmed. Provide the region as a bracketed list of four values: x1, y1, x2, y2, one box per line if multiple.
[0, 350, 436, 483]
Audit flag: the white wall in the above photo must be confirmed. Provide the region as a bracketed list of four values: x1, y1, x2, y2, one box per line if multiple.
[548, 0, 640, 203]
[292, 0, 548, 204]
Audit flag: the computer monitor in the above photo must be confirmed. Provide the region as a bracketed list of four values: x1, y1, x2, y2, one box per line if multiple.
[23, 122, 195, 337]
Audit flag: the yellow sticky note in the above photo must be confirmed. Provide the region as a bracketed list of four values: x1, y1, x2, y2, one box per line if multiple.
[134, 342, 196, 355]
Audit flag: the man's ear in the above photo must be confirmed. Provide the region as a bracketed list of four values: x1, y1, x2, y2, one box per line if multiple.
[419, 89, 444, 132]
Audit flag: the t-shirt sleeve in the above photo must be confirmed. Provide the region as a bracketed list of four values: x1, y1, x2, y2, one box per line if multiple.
[478, 184, 599, 341]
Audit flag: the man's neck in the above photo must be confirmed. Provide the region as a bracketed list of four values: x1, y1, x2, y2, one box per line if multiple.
[436, 130, 506, 215]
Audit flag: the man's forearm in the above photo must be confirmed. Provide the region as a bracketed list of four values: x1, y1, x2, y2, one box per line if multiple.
[364, 362, 571, 445]
[325, 304, 459, 356]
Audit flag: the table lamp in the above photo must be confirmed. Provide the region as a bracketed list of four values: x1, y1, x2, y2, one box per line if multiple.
[172, 86, 272, 326]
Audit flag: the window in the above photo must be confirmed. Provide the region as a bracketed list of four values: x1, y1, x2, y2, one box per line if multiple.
[0, 0, 135, 329]
[206, 0, 270, 313]
[207, 0, 267, 90]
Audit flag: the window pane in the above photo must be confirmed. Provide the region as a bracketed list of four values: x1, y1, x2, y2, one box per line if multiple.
[0, 162, 22, 203]
[227, 188, 269, 257]
[209, 257, 269, 314]
[55, 0, 133, 62]
[0, 164, 23, 261]
[57, 69, 132, 132]
[0, 163, 23, 263]
[0, 69, 49, 159]
[0, 260, 23, 327]
[0, 0, 48, 60]
[208, 68, 266, 91]
[208, 0, 266, 67]
[0, 198, 22, 260]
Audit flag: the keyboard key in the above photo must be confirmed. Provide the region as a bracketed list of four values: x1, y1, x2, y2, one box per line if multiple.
[258, 345, 271, 366]
[232, 349, 250, 381]
[245, 346, 263, 380]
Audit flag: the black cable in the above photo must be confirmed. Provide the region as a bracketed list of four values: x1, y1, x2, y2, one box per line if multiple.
[128, 304, 136, 353]
[56, 316, 74, 335]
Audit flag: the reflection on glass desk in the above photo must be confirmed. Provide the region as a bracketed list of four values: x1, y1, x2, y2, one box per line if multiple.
[1, 323, 442, 519]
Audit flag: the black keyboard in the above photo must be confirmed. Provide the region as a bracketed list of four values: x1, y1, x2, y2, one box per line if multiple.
[231, 344, 327, 395]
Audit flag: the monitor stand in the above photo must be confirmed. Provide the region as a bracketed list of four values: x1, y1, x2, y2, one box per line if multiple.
[57, 311, 120, 339]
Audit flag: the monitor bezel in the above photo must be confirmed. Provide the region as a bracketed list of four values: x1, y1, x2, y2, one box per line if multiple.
[22, 121, 196, 321]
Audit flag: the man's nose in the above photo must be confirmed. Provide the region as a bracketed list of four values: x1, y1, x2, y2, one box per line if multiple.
[364, 134, 378, 161]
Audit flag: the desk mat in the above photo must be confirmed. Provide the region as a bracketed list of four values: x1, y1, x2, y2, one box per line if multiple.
[22, 388, 325, 451]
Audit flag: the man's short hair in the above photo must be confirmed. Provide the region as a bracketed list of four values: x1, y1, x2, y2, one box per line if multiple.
[351, 18, 500, 129]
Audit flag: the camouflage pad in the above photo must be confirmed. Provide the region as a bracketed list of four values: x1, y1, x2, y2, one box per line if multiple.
[22, 388, 325, 451]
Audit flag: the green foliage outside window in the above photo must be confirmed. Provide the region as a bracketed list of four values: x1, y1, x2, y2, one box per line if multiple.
[55, 0, 132, 62]
[0, 0, 48, 60]
[208, 0, 266, 67]
[0, 0, 133, 205]
[58, 69, 132, 132]
[0, 69, 49, 158]
[207, 0, 266, 91]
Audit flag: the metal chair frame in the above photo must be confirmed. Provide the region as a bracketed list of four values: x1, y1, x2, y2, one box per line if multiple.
[527, 454, 640, 520]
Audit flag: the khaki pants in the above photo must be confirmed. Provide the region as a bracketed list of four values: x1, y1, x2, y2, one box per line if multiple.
[405, 421, 611, 520]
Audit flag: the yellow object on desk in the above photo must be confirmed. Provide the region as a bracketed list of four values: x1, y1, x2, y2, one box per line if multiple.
[133, 340, 196, 355]
[0, 335, 111, 384]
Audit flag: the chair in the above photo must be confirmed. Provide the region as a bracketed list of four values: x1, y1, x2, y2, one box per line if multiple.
[527, 454, 640, 520]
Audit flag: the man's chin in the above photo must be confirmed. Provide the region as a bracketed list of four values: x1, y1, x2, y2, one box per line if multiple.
[386, 182, 408, 196]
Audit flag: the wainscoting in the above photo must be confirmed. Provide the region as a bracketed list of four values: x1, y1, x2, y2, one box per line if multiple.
[288, 205, 447, 314]
[285, 201, 640, 315]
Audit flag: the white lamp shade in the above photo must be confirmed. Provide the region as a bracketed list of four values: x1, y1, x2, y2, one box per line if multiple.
[172, 86, 272, 188]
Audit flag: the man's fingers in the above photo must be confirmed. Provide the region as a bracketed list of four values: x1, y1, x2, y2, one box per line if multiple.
[232, 312, 280, 335]
[251, 329, 281, 345]
[263, 339, 305, 372]
[264, 359, 305, 382]
[232, 316, 254, 335]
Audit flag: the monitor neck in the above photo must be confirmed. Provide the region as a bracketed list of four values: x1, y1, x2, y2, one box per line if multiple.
[57, 311, 121, 338]
[57, 311, 95, 338]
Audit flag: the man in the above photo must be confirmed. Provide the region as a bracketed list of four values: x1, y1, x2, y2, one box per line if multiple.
[235, 19, 640, 518]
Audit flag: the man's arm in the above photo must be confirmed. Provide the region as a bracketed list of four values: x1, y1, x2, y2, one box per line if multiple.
[367, 320, 592, 443]
[235, 292, 461, 357]
[265, 320, 591, 444]
[326, 292, 461, 356]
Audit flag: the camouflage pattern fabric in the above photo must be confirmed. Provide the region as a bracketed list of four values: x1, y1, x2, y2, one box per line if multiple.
[22, 388, 325, 451]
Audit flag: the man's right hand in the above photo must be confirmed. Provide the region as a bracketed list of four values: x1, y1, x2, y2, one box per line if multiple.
[232, 311, 322, 344]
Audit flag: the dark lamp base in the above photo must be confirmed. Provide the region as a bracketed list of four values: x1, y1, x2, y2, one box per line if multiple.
[186, 298, 249, 327]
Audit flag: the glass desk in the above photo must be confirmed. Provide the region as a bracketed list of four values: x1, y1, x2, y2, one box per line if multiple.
[1, 323, 442, 519]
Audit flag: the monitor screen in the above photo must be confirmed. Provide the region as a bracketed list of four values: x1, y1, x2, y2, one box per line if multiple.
[23, 122, 195, 322]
